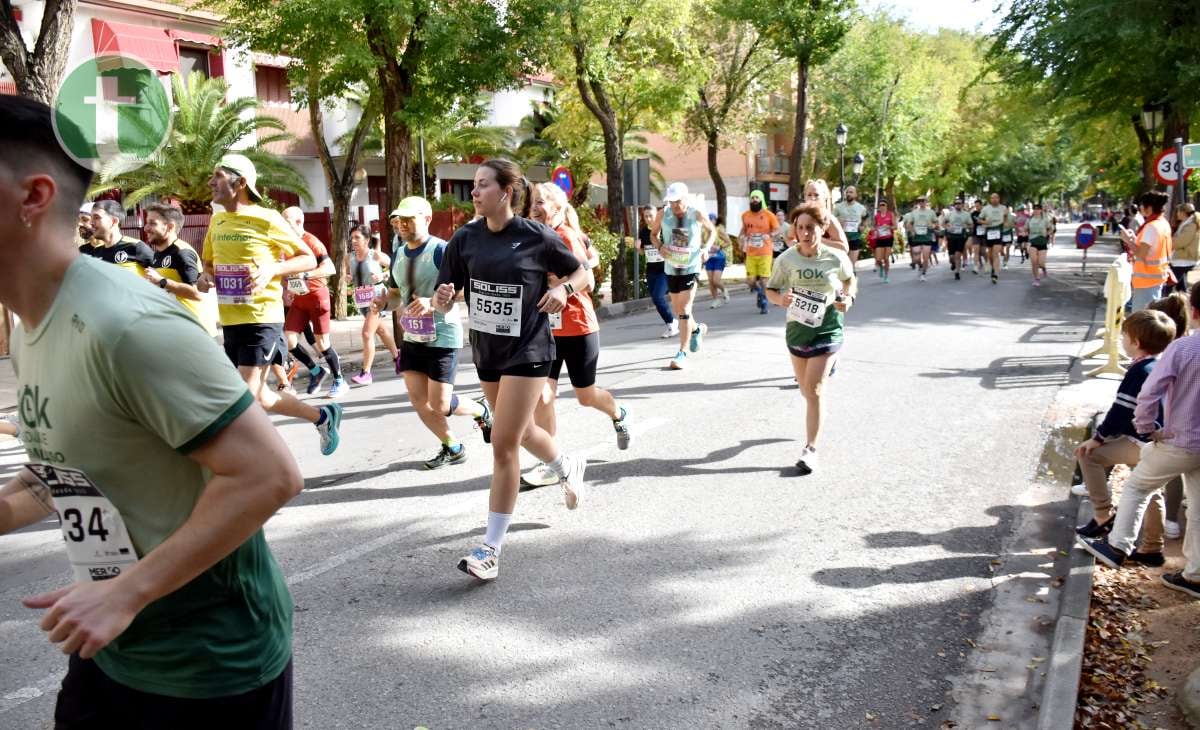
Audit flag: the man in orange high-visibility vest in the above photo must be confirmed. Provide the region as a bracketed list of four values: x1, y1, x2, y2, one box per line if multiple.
[1122, 190, 1173, 311]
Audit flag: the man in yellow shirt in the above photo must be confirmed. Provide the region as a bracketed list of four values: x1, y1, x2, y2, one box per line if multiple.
[198, 154, 342, 455]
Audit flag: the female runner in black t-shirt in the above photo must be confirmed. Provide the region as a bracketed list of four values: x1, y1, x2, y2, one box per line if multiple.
[434, 159, 591, 581]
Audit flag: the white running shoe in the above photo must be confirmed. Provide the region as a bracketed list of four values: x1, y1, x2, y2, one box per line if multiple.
[661, 322, 679, 339]
[1070, 483, 1089, 498]
[709, 299, 721, 309]
[521, 462, 559, 488]
[722, 289, 731, 303]
[560, 455, 586, 510]
[1165, 520, 1182, 540]
[795, 445, 818, 475]
[457, 544, 499, 580]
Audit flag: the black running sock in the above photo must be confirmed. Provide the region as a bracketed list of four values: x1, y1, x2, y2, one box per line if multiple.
[291, 346, 317, 370]
[322, 348, 342, 379]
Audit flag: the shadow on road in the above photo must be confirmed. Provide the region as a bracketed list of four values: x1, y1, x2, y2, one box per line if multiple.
[918, 354, 1081, 390]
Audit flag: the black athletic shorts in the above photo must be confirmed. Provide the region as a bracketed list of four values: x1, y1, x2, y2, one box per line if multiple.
[55, 653, 293, 730]
[875, 238, 894, 250]
[788, 340, 844, 359]
[549, 332, 600, 388]
[1017, 234, 1030, 244]
[1029, 236, 1048, 251]
[398, 341, 458, 384]
[476, 360, 552, 382]
[948, 236, 967, 255]
[223, 323, 286, 368]
[846, 235, 863, 251]
[666, 273, 698, 294]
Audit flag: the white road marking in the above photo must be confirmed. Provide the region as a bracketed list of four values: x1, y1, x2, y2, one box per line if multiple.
[0, 416, 671, 714]
[0, 672, 64, 713]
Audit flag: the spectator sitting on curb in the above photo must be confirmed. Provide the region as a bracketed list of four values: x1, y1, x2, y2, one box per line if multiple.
[1072, 309, 1176, 567]
[1078, 281, 1200, 600]
[1147, 292, 1193, 540]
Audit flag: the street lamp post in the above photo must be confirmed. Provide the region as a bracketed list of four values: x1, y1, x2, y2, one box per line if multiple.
[851, 152, 865, 186]
[1141, 102, 1163, 151]
[835, 123, 848, 194]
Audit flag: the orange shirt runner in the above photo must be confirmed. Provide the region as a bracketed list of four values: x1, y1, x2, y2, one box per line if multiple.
[551, 224, 598, 337]
[741, 208, 779, 257]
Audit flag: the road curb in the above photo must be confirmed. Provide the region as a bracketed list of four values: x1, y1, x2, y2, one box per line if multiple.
[1036, 496, 1095, 730]
[1035, 287, 1109, 730]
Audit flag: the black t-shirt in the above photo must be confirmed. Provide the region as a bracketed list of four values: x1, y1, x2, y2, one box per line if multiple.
[151, 242, 201, 284]
[437, 216, 580, 369]
[96, 236, 155, 270]
[639, 225, 664, 275]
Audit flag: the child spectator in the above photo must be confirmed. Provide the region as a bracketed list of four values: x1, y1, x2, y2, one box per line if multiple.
[1079, 283, 1200, 600]
[1073, 309, 1176, 566]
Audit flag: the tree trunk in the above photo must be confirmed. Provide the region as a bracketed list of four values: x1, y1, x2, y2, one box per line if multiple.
[379, 84, 413, 211]
[788, 56, 810, 210]
[885, 176, 896, 210]
[365, 11, 418, 213]
[602, 122, 627, 303]
[329, 194, 353, 319]
[1132, 115, 1156, 193]
[0, 0, 76, 104]
[707, 129, 727, 223]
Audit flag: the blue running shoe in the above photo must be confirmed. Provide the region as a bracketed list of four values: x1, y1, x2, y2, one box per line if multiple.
[306, 366, 327, 395]
[327, 378, 347, 399]
[317, 403, 342, 455]
[689, 322, 707, 353]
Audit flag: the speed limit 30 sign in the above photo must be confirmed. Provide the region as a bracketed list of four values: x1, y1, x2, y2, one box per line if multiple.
[1153, 149, 1195, 186]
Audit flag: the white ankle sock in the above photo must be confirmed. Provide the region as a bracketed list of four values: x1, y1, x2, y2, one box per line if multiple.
[547, 454, 567, 478]
[485, 511, 513, 553]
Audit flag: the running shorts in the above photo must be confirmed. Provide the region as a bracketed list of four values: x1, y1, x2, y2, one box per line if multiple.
[846, 234, 864, 251]
[787, 340, 844, 359]
[476, 361, 552, 382]
[874, 237, 894, 250]
[223, 323, 286, 368]
[948, 236, 967, 255]
[284, 289, 332, 335]
[549, 332, 600, 389]
[1029, 236, 1048, 250]
[1017, 234, 1030, 244]
[744, 254, 773, 279]
[666, 273, 699, 294]
[398, 341, 458, 384]
[55, 654, 293, 730]
[704, 252, 727, 272]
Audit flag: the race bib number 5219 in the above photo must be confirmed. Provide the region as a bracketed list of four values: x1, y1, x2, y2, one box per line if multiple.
[469, 280, 522, 337]
[26, 464, 139, 583]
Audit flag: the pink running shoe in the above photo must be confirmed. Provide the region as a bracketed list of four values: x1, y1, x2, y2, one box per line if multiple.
[351, 372, 373, 385]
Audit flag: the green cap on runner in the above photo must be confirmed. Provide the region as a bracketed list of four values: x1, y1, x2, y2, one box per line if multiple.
[389, 196, 433, 219]
[749, 190, 765, 204]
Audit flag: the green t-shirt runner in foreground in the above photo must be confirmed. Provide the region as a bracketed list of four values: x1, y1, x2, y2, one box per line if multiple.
[0, 95, 303, 728]
[12, 256, 293, 699]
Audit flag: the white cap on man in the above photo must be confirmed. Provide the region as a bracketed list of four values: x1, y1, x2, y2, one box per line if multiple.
[664, 182, 689, 203]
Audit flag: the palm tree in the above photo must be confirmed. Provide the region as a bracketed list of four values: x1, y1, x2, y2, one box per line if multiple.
[89, 71, 310, 213]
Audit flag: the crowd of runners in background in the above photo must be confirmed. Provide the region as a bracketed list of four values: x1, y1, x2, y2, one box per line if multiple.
[2, 91, 1199, 729]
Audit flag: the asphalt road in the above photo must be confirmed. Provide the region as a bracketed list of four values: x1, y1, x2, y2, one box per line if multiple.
[1, 234, 1110, 728]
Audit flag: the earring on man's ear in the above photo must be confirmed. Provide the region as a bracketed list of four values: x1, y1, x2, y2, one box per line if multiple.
[20, 214, 32, 228]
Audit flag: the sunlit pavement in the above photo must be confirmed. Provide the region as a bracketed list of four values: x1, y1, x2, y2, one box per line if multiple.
[0, 233, 1113, 728]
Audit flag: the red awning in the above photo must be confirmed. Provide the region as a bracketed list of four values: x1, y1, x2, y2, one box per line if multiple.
[167, 29, 221, 48]
[91, 19, 179, 74]
[0, 80, 16, 96]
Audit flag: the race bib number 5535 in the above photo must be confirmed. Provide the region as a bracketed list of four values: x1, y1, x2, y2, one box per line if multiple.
[469, 280, 522, 337]
[26, 464, 138, 583]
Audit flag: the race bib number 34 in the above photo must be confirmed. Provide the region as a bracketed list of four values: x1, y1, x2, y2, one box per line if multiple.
[787, 287, 829, 328]
[470, 280, 522, 337]
[26, 464, 138, 583]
